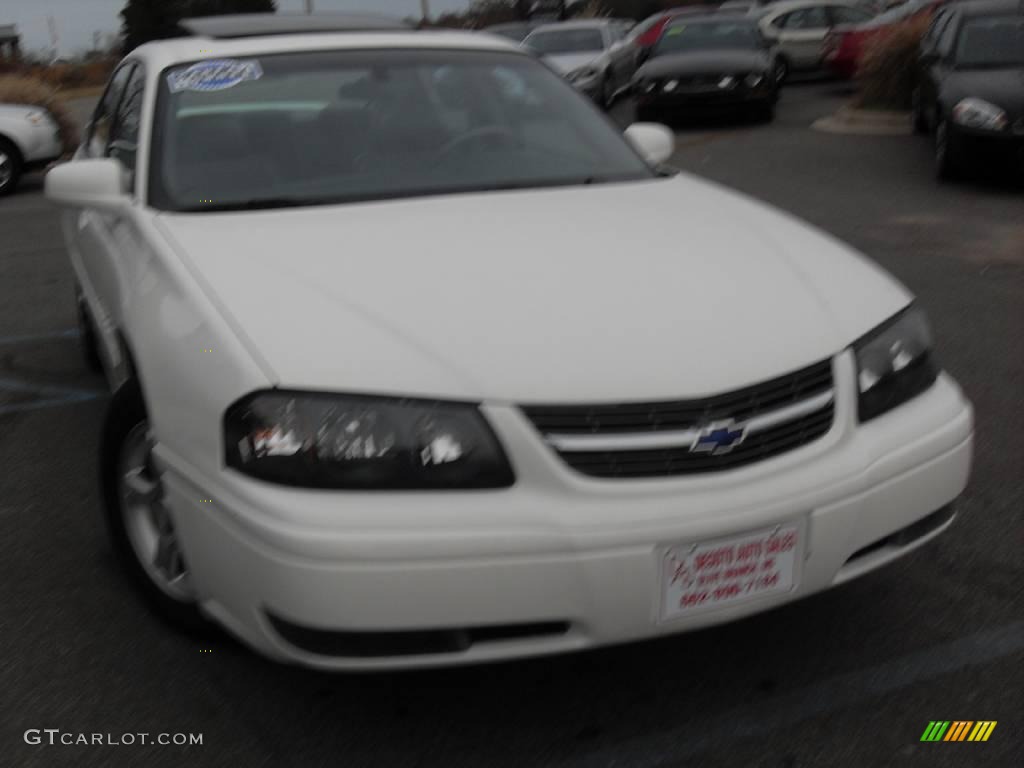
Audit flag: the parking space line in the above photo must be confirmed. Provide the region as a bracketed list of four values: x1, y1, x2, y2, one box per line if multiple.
[555, 621, 1024, 767]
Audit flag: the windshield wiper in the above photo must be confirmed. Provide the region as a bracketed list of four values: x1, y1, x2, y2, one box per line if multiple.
[176, 197, 322, 213]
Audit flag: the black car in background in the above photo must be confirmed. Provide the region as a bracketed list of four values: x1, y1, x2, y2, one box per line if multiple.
[914, 0, 1024, 179]
[632, 16, 783, 123]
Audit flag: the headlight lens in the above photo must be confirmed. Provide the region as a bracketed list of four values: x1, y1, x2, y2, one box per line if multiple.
[853, 305, 938, 422]
[717, 75, 737, 89]
[744, 72, 765, 88]
[952, 98, 1008, 131]
[224, 392, 515, 489]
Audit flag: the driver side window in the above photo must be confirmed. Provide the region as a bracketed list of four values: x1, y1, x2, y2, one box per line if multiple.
[781, 7, 830, 30]
[108, 66, 145, 181]
[86, 64, 133, 158]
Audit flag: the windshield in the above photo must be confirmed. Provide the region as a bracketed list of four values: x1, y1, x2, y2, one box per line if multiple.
[654, 21, 763, 55]
[526, 28, 606, 54]
[149, 49, 652, 212]
[955, 16, 1024, 68]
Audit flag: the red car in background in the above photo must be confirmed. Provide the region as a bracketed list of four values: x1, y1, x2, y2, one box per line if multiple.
[824, 0, 945, 78]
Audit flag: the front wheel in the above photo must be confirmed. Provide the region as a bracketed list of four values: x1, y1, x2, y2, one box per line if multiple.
[101, 382, 206, 631]
[0, 138, 22, 196]
[76, 287, 103, 373]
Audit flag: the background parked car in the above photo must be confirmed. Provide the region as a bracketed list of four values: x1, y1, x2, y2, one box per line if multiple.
[718, 1, 761, 14]
[523, 19, 637, 106]
[633, 16, 782, 123]
[823, 0, 944, 78]
[484, 21, 545, 42]
[913, 0, 1024, 179]
[0, 102, 63, 195]
[760, 0, 876, 77]
[627, 6, 721, 55]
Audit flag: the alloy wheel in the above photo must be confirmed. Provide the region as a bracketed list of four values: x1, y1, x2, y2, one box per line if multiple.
[118, 423, 195, 601]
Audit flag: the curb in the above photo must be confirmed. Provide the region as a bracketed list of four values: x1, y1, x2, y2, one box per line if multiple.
[812, 104, 912, 136]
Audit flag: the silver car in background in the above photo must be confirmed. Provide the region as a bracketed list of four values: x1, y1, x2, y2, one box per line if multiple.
[759, 0, 875, 76]
[523, 19, 637, 107]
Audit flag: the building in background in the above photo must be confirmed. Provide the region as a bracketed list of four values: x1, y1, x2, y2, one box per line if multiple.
[0, 24, 21, 63]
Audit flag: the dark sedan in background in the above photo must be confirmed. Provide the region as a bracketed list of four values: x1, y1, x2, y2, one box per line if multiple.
[913, 0, 1024, 179]
[632, 16, 782, 123]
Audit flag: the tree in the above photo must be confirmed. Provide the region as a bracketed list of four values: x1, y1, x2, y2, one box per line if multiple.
[120, 0, 276, 52]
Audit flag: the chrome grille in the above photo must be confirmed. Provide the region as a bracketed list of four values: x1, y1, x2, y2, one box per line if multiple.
[522, 359, 835, 478]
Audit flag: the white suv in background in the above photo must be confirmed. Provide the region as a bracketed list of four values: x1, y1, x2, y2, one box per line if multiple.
[45, 14, 973, 670]
[0, 103, 63, 194]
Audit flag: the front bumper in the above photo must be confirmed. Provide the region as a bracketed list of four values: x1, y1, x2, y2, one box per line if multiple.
[636, 84, 774, 115]
[949, 123, 1024, 172]
[159, 359, 973, 670]
[22, 116, 63, 165]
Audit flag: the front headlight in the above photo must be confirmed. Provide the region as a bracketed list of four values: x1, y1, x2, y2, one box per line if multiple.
[952, 98, 1008, 131]
[224, 391, 515, 489]
[744, 72, 765, 88]
[853, 305, 938, 422]
[569, 66, 601, 84]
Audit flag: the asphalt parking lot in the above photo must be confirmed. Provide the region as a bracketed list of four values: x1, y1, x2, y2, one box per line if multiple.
[1, 82, 1022, 768]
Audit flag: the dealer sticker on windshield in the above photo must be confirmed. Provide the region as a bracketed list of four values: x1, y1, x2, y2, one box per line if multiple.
[660, 521, 803, 621]
[167, 59, 263, 93]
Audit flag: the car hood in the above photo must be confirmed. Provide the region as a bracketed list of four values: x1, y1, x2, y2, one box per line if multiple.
[640, 50, 771, 77]
[943, 67, 1024, 121]
[543, 51, 604, 75]
[155, 177, 909, 403]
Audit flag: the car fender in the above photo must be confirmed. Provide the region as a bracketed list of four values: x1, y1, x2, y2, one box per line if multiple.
[103, 208, 275, 482]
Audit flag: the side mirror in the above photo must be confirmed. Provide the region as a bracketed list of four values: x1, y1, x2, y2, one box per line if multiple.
[45, 158, 131, 210]
[625, 122, 675, 166]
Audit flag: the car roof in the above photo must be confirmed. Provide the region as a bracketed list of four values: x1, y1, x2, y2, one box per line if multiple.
[128, 27, 520, 72]
[953, 0, 1021, 17]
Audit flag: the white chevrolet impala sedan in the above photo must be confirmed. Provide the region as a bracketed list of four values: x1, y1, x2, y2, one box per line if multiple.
[46, 14, 973, 669]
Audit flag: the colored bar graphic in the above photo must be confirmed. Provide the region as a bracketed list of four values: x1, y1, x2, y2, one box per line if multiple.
[921, 721, 950, 741]
[921, 720, 996, 742]
[968, 722, 997, 742]
[944, 721, 972, 741]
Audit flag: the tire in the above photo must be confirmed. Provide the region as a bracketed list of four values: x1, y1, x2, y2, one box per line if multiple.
[911, 88, 928, 135]
[76, 287, 103, 373]
[934, 117, 962, 182]
[101, 381, 207, 632]
[0, 137, 23, 197]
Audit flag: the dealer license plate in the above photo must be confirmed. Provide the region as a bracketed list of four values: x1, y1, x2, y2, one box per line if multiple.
[660, 522, 802, 621]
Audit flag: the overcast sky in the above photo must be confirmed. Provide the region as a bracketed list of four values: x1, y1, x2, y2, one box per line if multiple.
[3, 0, 472, 55]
